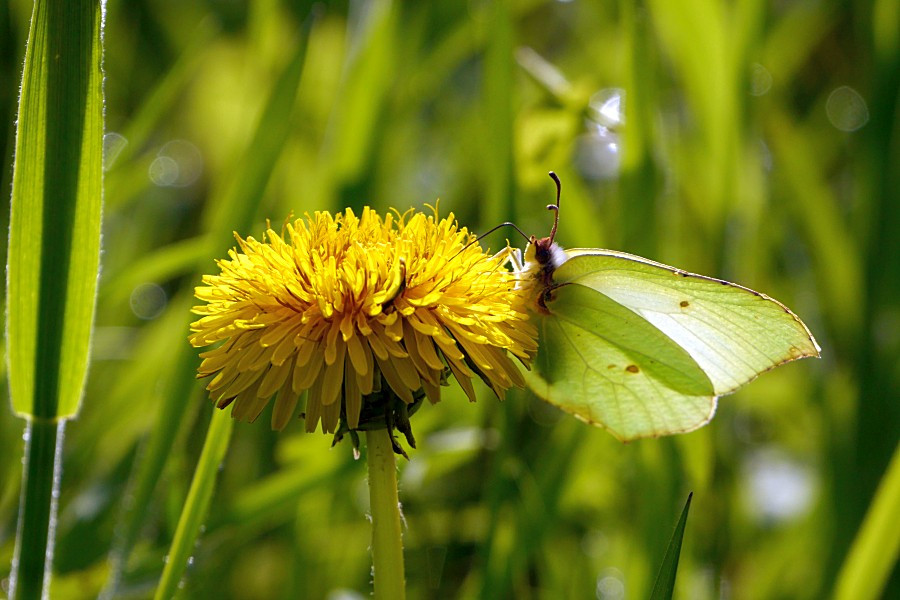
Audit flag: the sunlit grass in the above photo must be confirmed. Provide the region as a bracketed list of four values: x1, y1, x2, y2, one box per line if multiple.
[1, 1, 897, 598]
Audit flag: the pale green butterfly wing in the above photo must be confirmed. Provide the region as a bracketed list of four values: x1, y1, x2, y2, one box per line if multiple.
[558, 249, 821, 394]
[529, 284, 719, 440]
[525, 249, 820, 441]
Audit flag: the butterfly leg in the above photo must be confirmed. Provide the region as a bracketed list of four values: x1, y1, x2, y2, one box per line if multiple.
[492, 245, 524, 271]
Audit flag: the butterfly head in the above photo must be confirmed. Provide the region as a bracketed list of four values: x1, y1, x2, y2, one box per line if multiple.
[524, 234, 567, 273]
[520, 172, 569, 298]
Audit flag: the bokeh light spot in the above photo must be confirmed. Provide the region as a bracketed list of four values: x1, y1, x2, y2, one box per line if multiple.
[826, 86, 869, 131]
[749, 63, 773, 96]
[148, 156, 179, 187]
[129, 283, 168, 320]
[589, 88, 625, 129]
[103, 132, 128, 171]
[596, 568, 625, 599]
[148, 139, 204, 187]
[574, 126, 621, 181]
[743, 448, 815, 522]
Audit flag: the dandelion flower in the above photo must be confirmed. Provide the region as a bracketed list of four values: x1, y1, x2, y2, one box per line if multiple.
[189, 207, 538, 437]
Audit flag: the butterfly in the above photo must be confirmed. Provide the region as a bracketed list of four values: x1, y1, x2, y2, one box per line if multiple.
[507, 172, 820, 441]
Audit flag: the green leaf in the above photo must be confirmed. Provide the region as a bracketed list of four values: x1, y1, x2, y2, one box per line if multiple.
[649, 492, 693, 600]
[7, 0, 104, 420]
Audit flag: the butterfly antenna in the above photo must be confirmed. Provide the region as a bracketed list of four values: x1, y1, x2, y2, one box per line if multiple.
[450, 221, 530, 261]
[476, 221, 530, 245]
[547, 171, 561, 242]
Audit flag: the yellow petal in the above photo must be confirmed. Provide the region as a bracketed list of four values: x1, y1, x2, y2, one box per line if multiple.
[402, 321, 437, 384]
[446, 359, 476, 403]
[346, 331, 369, 376]
[391, 354, 422, 392]
[324, 321, 342, 365]
[321, 397, 341, 433]
[231, 380, 266, 422]
[294, 337, 317, 368]
[304, 371, 324, 433]
[344, 354, 362, 429]
[258, 359, 293, 399]
[385, 311, 403, 341]
[365, 327, 390, 360]
[216, 368, 262, 400]
[375, 355, 414, 404]
[421, 375, 441, 405]
[259, 315, 301, 347]
[433, 333, 464, 362]
[293, 349, 323, 393]
[413, 328, 445, 371]
[320, 342, 346, 406]
[236, 339, 267, 371]
[271, 378, 300, 431]
[270, 322, 303, 365]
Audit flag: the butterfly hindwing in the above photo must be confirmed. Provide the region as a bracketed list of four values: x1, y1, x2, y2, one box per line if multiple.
[526, 283, 718, 440]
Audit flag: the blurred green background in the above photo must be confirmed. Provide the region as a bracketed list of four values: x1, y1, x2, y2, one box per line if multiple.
[1, 0, 898, 598]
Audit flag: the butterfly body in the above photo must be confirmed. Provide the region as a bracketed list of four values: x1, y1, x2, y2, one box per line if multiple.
[518, 235, 568, 313]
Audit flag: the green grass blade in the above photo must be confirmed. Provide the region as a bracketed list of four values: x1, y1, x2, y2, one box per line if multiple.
[7, 0, 104, 420]
[833, 442, 900, 600]
[6, 1, 103, 597]
[649, 493, 693, 600]
[154, 409, 233, 600]
[481, 0, 515, 226]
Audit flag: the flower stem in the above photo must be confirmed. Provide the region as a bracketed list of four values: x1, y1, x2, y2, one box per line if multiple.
[366, 428, 406, 600]
[10, 418, 65, 600]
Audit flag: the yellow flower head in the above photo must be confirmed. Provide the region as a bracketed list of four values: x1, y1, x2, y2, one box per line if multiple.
[189, 207, 538, 436]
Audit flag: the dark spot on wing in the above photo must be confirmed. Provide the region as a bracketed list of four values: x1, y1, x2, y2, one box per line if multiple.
[625, 364, 639, 374]
[679, 300, 690, 308]
[607, 364, 616, 369]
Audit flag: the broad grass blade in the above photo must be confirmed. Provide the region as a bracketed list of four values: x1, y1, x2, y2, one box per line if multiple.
[6, 1, 104, 598]
[7, 0, 104, 420]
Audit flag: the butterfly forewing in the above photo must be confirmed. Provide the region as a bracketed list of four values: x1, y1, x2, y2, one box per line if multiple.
[553, 250, 821, 395]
